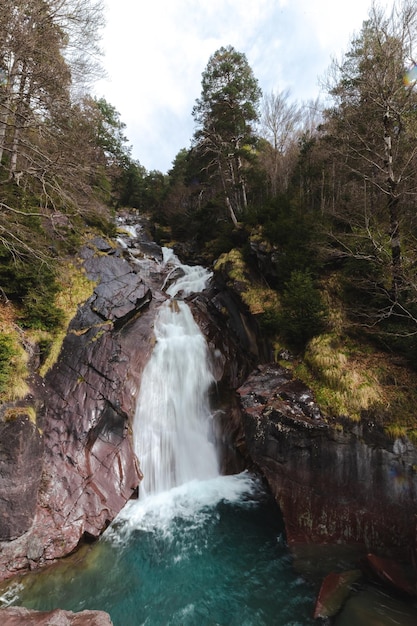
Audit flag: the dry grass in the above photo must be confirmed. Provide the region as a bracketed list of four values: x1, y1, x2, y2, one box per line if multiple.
[215, 248, 280, 315]
[301, 334, 383, 421]
[3, 405, 36, 424]
[37, 261, 95, 377]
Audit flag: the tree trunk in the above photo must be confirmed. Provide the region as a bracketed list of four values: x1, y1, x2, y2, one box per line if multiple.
[388, 193, 401, 301]
[0, 62, 18, 166]
[384, 108, 402, 300]
[9, 63, 28, 179]
[219, 161, 238, 226]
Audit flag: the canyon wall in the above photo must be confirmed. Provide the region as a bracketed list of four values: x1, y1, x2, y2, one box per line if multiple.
[237, 363, 417, 563]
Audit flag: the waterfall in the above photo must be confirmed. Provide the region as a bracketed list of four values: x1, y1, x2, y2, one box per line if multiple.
[133, 249, 218, 498]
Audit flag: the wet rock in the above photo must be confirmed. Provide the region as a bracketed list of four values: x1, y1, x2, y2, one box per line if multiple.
[0, 233, 259, 582]
[314, 570, 362, 619]
[237, 363, 417, 561]
[89, 236, 115, 255]
[0, 242, 162, 580]
[335, 586, 417, 625]
[0, 606, 113, 625]
[363, 553, 417, 597]
[91, 273, 151, 329]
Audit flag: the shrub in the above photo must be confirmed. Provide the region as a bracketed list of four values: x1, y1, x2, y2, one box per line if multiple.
[21, 289, 65, 331]
[0, 333, 16, 394]
[278, 270, 327, 350]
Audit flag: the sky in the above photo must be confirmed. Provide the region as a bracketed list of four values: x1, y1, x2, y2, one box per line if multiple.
[95, 0, 394, 174]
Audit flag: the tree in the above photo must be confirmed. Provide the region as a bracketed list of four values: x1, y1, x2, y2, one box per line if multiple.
[192, 45, 261, 225]
[260, 89, 302, 195]
[0, 0, 105, 173]
[322, 0, 417, 327]
[0, 0, 110, 258]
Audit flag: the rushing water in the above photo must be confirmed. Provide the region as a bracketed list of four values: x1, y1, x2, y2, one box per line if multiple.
[0, 247, 320, 624]
[3, 244, 417, 624]
[1, 475, 316, 625]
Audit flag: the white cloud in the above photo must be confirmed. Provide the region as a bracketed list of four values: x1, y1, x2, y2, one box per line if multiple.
[95, 0, 394, 173]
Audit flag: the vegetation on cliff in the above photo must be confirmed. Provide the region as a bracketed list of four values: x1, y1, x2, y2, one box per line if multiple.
[0, 1, 136, 401]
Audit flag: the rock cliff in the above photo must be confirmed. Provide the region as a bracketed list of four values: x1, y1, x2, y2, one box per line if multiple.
[3, 219, 417, 621]
[237, 363, 417, 563]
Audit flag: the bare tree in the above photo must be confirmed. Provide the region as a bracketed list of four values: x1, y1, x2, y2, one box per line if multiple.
[259, 89, 302, 195]
[322, 0, 417, 329]
[0, 0, 109, 263]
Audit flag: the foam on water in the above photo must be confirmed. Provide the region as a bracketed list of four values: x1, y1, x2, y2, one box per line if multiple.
[104, 472, 261, 546]
[162, 246, 213, 297]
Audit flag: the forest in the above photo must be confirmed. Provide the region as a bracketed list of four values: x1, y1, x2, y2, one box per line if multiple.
[1, 0, 417, 432]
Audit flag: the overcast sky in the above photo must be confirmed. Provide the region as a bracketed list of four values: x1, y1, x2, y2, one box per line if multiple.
[95, 0, 393, 174]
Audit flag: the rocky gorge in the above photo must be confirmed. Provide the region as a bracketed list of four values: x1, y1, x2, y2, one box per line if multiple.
[1, 218, 417, 622]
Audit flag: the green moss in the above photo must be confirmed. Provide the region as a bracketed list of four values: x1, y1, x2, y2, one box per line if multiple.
[0, 333, 16, 394]
[215, 248, 280, 319]
[0, 329, 29, 402]
[38, 261, 95, 377]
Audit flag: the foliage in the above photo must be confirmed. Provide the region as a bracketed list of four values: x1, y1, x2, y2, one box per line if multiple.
[0, 325, 29, 401]
[214, 248, 281, 326]
[321, 0, 417, 319]
[94, 97, 131, 167]
[0, 249, 64, 331]
[192, 45, 261, 225]
[0, 333, 16, 394]
[278, 270, 328, 350]
[37, 259, 96, 376]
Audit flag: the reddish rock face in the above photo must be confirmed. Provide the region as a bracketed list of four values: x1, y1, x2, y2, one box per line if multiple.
[0, 606, 113, 625]
[0, 233, 261, 583]
[237, 363, 417, 562]
[0, 415, 43, 540]
[0, 242, 162, 581]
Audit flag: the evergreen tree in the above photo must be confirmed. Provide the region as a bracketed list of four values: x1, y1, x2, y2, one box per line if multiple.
[192, 45, 261, 225]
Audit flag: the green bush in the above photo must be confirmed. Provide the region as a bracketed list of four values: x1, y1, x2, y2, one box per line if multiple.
[0, 251, 65, 332]
[21, 290, 65, 331]
[0, 333, 16, 394]
[258, 306, 282, 336]
[278, 270, 327, 350]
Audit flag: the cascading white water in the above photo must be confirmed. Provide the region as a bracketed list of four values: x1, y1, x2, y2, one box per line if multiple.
[133, 249, 219, 498]
[6, 240, 319, 626]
